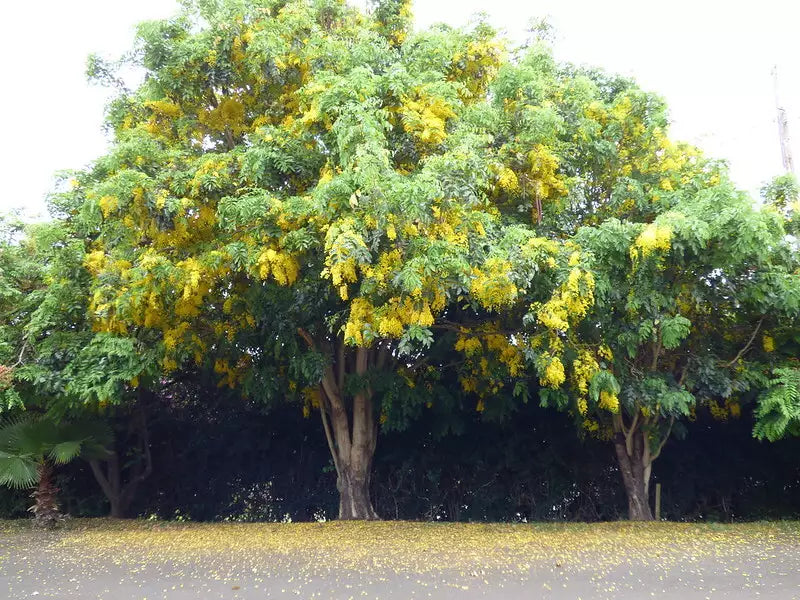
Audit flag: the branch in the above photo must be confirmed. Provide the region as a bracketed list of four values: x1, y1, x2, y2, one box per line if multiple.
[297, 327, 316, 349]
[648, 415, 675, 465]
[677, 364, 688, 387]
[12, 339, 29, 368]
[88, 458, 114, 500]
[319, 392, 341, 479]
[724, 317, 764, 368]
[624, 411, 640, 457]
[336, 338, 346, 393]
[651, 331, 662, 371]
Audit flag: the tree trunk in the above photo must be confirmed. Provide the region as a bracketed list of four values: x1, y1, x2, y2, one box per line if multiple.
[306, 333, 381, 520]
[88, 396, 153, 518]
[613, 432, 653, 521]
[337, 462, 378, 520]
[109, 496, 126, 519]
[29, 462, 61, 527]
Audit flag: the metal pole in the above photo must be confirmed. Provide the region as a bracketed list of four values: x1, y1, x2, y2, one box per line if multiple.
[773, 66, 795, 175]
[655, 483, 662, 521]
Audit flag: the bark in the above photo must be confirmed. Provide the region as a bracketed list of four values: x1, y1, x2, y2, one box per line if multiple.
[29, 461, 61, 527]
[89, 395, 153, 518]
[613, 432, 653, 521]
[302, 330, 380, 520]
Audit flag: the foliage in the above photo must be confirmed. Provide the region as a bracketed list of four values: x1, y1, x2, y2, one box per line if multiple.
[0, 0, 798, 522]
[754, 368, 800, 441]
[0, 418, 111, 489]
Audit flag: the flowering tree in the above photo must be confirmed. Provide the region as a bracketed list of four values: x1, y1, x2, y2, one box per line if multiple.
[76, 0, 595, 519]
[555, 186, 800, 519]
[52, 0, 798, 521]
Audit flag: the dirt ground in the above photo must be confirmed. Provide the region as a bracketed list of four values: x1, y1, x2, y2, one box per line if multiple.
[1, 520, 798, 599]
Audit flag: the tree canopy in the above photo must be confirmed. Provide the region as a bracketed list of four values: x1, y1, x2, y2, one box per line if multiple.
[0, 0, 798, 522]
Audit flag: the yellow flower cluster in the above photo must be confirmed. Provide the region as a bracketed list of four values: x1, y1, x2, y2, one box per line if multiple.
[189, 157, 233, 197]
[540, 354, 566, 388]
[301, 386, 321, 418]
[257, 248, 299, 286]
[460, 376, 478, 393]
[577, 397, 588, 415]
[360, 250, 402, 290]
[84, 250, 106, 275]
[598, 344, 614, 361]
[470, 258, 518, 310]
[599, 390, 620, 413]
[486, 334, 524, 377]
[572, 350, 599, 397]
[399, 90, 456, 145]
[199, 98, 248, 136]
[528, 144, 567, 203]
[214, 358, 245, 389]
[144, 99, 183, 118]
[98, 195, 119, 218]
[380, 298, 435, 336]
[343, 295, 439, 345]
[762, 335, 775, 353]
[378, 316, 404, 338]
[455, 335, 482, 356]
[497, 167, 519, 193]
[537, 268, 595, 332]
[343, 298, 375, 346]
[164, 321, 191, 350]
[447, 35, 505, 99]
[631, 223, 671, 260]
[180, 258, 203, 300]
[709, 399, 729, 421]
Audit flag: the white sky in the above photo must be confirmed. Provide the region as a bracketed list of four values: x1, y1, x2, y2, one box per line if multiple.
[1, 0, 797, 219]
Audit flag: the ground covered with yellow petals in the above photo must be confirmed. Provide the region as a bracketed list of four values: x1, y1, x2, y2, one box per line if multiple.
[1, 520, 798, 599]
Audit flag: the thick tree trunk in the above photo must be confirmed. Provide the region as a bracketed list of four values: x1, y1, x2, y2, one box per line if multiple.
[109, 496, 126, 519]
[337, 462, 378, 520]
[304, 332, 382, 520]
[613, 431, 653, 521]
[612, 410, 675, 521]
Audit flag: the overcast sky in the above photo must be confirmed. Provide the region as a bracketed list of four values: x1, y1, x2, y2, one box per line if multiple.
[1, 0, 797, 219]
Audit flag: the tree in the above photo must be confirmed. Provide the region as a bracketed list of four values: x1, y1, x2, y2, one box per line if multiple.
[540, 185, 800, 519]
[0, 417, 111, 525]
[752, 174, 800, 442]
[0, 196, 162, 518]
[76, 0, 595, 519]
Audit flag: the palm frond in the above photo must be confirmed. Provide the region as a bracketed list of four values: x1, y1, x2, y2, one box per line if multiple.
[0, 454, 38, 489]
[49, 440, 83, 464]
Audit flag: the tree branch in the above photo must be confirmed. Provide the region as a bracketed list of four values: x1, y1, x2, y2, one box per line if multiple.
[625, 412, 640, 457]
[297, 327, 316, 349]
[648, 415, 675, 465]
[651, 330, 662, 371]
[319, 392, 342, 479]
[724, 317, 764, 367]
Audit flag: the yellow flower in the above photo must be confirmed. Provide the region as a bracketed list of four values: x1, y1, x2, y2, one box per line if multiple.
[631, 223, 671, 260]
[497, 167, 519, 193]
[599, 390, 619, 413]
[540, 355, 565, 388]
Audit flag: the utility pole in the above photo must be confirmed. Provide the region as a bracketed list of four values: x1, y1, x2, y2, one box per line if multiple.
[773, 66, 795, 174]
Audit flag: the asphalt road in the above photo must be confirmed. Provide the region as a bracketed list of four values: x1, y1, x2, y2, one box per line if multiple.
[1, 520, 798, 599]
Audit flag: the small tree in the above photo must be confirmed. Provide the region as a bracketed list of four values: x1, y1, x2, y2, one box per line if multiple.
[541, 184, 800, 520]
[0, 418, 111, 525]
